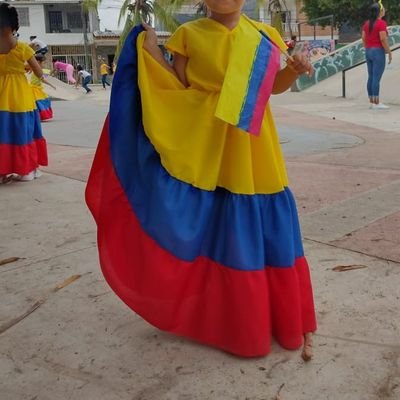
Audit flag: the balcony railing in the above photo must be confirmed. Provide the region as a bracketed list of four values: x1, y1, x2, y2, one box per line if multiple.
[45, 5, 88, 34]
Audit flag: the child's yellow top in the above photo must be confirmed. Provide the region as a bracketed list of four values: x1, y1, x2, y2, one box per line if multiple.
[0, 41, 34, 75]
[137, 16, 289, 195]
[0, 41, 36, 112]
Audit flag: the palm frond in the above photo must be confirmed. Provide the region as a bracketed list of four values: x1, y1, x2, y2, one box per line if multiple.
[268, 0, 283, 13]
[157, 0, 187, 9]
[137, 0, 154, 24]
[195, 1, 207, 16]
[255, 0, 265, 12]
[118, 0, 134, 25]
[152, 1, 181, 32]
[281, 0, 289, 12]
[115, 14, 136, 61]
[82, 0, 101, 11]
[115, 0, 202, 59]
[256, 1, 287, 14]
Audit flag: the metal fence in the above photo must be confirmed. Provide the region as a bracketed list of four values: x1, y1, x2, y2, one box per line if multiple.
[48, 45, 93, 83]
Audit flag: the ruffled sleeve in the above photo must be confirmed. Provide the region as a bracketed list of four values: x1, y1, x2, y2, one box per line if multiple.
[20, 42, 35, 62]
[165, 25, 188, 57]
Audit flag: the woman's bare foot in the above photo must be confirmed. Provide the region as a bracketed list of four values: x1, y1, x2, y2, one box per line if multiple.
[301, 332, 313, 362]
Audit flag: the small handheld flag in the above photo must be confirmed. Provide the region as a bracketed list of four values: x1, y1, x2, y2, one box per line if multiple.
[215, 15, 282, 136]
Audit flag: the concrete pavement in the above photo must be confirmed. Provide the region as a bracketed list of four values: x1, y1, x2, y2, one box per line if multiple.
[305, 53, 400, 106]
[0, 88, 399, 400]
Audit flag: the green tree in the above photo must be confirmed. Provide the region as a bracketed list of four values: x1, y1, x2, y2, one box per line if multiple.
[302, 0, 400, 28]
[84, 0, 188, 59]
[117, 0, 190, 57]
[195, 1, 208, 16]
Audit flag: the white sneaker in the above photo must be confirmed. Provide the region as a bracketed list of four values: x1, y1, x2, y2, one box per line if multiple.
[372, 103, 390, 110]
[15, 169, 42, 182]
[369, 104, 374, 109]
[16, 171, 35, 181]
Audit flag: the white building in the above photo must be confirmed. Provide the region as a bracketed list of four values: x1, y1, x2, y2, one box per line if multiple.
[161, 0, 336, 41]
[12, 0, 99, 46]
[8, 0, 336, 80]
[8, 0, 107, 79]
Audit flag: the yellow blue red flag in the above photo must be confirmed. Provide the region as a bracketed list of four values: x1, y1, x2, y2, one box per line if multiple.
[215, 16, 282, 136]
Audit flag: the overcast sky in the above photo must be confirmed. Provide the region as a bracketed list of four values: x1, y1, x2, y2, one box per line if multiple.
[98, 0, 125, 31]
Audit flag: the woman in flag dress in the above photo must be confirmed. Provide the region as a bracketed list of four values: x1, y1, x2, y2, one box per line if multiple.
[86, 0, 316, 358]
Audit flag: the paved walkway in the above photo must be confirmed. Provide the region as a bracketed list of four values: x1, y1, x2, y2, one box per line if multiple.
[305, 53, 400, 106]
[1, 89, 399, 400]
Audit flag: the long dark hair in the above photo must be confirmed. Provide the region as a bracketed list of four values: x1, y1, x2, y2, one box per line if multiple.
[0, 3, 19, 31]
[368, 2, 381, 33]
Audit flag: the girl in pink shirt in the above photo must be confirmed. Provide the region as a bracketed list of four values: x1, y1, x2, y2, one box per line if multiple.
[52, 58, 76, 84]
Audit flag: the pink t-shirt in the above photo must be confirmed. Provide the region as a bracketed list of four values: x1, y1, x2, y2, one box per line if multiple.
[54, 61, 71, 71]
[363, 19, 388, 48]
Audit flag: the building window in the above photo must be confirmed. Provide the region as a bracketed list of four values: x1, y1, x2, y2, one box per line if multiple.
[48, 11, 63, 33]
[67, 12, 83, 29]
[16, 8, 30, 27]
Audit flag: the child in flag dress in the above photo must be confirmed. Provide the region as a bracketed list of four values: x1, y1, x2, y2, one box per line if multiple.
[30, 54, 56, 121]
[0, 3, 48, 183]
[86, 0, 316, 358]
